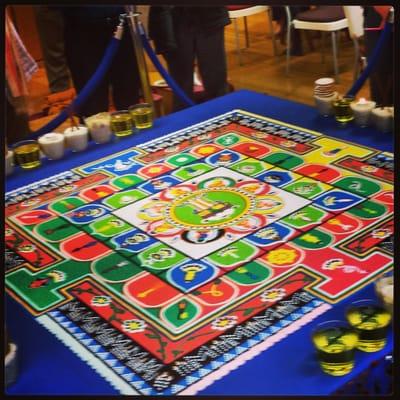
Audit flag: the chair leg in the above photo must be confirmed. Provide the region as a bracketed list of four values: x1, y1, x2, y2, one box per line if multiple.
[267, 7, 278, 56]
[352, 37, 360, 83]
[233, 18, 242, 66]
[285, 7, 291, 75]
[331, 31, 339, 83]
[244, 16, 250, 48]
[321, 32, 326, 64]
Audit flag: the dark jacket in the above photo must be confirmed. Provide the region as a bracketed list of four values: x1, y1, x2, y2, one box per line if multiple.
[148, 6, 230, 54]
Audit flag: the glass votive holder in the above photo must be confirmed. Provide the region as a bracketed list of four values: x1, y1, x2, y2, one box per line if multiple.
[345, 299, 392, 352]
[332, 96, 354, 124]
[129, 103, 154, 129]
[64, 125, 89, 152]
[85, 112, 113, 144]
[110, 110, 134, 137]
[38, 132, 65, 160]
[13, 140, 41, 169]
[312, 320, 358, 376]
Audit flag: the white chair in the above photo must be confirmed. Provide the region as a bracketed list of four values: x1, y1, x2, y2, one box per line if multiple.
[285, 6, 349, 82]
[343, 6, 364, 83]
[228, 5, 277, 66]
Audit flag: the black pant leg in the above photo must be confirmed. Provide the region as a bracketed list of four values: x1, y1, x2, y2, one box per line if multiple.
[365, 30, 394, 106]
[64, 20, 110, 117]
[196, 27, 228, 102]
[163, 20, 196, 111]
[109, 30, 141, 110]
[34, 6, 71, 93]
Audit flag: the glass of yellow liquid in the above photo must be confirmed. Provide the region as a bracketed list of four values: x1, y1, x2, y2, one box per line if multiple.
[129, 103, 154, 129]
[312, 320, 358, 376]
[110, 110, 133, 137]
[346, 299, 392, 352]
[332, 96, 355, 124]
[13, 140, 41, 169]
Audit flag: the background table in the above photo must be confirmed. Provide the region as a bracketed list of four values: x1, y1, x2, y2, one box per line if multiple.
[5, 90, 393, 395]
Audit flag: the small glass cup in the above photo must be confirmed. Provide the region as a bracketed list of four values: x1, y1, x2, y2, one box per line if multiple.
[312, 320, 358, 376]
[129, 103, 154, 129]
[13, 140, 41, 169]
[110, 110, 134, 137]
[345, 299, 392, 352]
[333, 96, 354, 124]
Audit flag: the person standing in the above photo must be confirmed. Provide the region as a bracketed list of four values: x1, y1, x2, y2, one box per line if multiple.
[60, 6, 142, 118]
[148, 6, 231, 111]
[34, 6, 71, 94]
[363, 6, 393, 106]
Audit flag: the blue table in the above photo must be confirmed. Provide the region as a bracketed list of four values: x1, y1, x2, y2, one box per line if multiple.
[6, 90, 393, 395]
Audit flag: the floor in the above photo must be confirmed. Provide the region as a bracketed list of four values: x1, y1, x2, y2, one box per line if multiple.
[26, 11, 369, 130]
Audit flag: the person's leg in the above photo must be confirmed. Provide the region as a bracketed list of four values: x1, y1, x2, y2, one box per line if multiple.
[365, 30, 393, 106]
[110, 25, 141, 110]
[196, 27, 229, 102]
[163, 20, 196, 111]
[6, 96, 31, 145]
[34, 6, 71, 93]
[63, 20, 109, 118]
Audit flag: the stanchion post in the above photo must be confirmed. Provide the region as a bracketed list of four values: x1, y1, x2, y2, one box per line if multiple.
[124, 6, 154, 110]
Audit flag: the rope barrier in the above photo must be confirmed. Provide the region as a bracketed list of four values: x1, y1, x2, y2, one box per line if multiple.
[346, 13, 393, 98]
[138, 22, 196, 107]
[31, 31, 123, 138]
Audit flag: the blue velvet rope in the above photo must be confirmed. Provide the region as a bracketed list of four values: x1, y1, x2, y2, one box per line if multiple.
[139, 26, 196, 107]
[31, 36, 122, 138]
[346, 20, 392, 98]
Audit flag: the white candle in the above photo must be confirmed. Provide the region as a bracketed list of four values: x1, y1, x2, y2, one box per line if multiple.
[6, 149, 14, 176]
[64, 125, 89, 152]
[85, 112, 113, 144]
[350, 98, 376, 127]
[371, 106, 392, 133]
[38, 132, 65, 160]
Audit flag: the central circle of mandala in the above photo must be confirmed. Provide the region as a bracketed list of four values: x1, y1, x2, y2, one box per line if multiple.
[165, 188, 255, 229]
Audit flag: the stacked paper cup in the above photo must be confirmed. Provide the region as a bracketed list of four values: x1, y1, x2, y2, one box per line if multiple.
[314, 77, 338, 117]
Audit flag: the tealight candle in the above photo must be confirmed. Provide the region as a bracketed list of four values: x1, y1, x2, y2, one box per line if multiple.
[64, 125, 89, 152]
[6, 149, 14, 176]
[350, 97, 376, 127]
[38, 132, 65, 160]
[85, 112, 113, 144]
[371, 106, 393, 133]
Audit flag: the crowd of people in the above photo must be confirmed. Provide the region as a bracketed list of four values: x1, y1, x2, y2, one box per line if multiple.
[5, 5, 394, 144]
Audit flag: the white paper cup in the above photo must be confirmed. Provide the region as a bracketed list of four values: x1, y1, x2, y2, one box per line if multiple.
[371, 107, 393, 133]
[85, 113, 113, 144]
[314, 92, 338, 117]
[64, 126, 89, 152]
[38, 132, 65, 160]
[6, 150, 14, 176]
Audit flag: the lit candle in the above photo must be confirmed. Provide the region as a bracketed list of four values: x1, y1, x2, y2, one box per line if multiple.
[371, 106, 393, 133]
[85, 112, 113, 144]
[38, 132, 65, 160]
[350, 97, 376, 127]
[6, 149, 14, 176]
[64, 125, 89, 152]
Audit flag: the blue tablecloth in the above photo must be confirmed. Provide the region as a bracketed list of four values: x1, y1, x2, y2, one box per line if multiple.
[5, 90, 393, 395]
